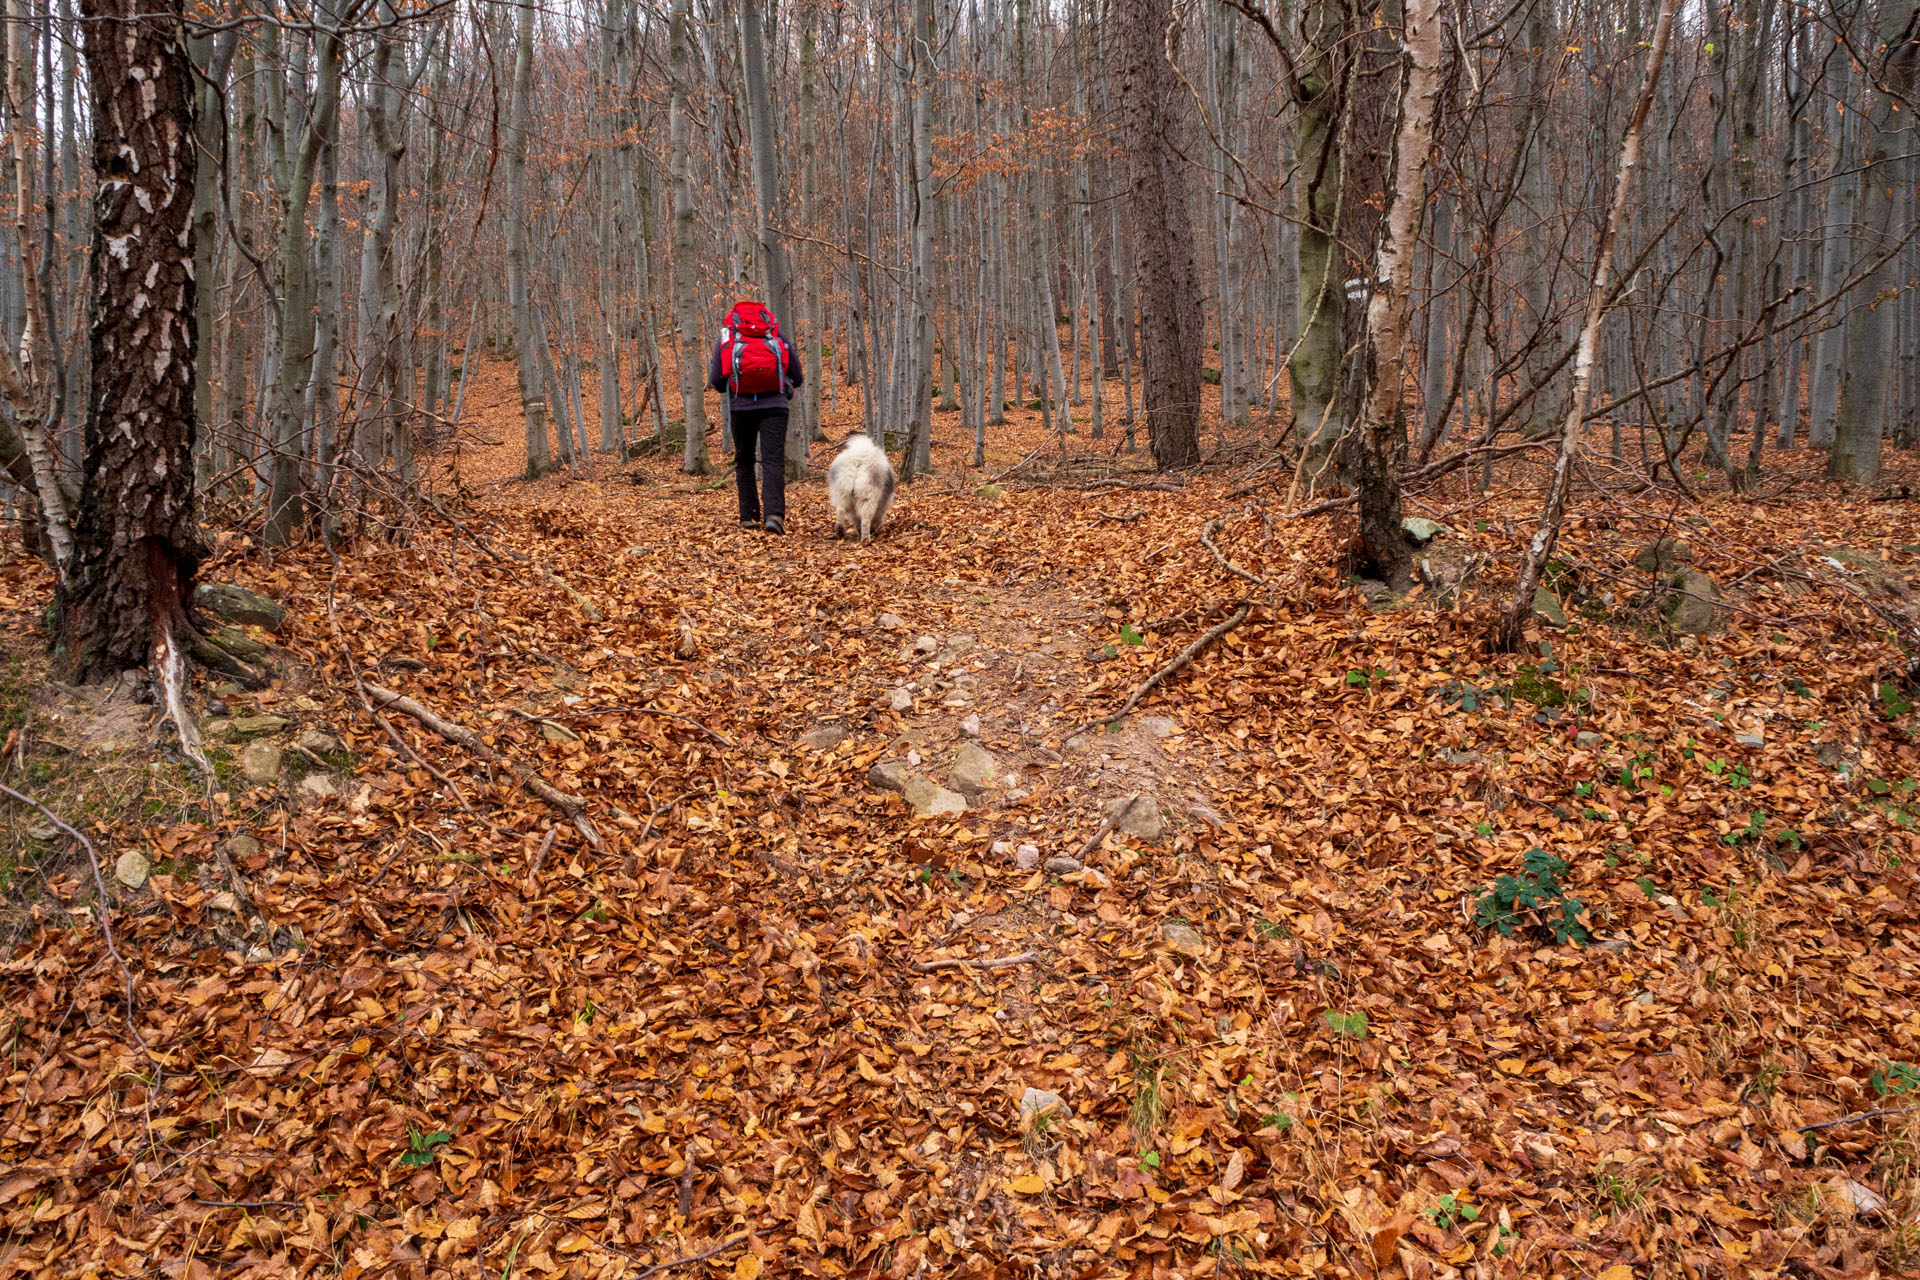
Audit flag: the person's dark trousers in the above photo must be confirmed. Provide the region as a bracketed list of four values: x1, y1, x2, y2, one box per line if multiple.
[730, 406, 788, 527]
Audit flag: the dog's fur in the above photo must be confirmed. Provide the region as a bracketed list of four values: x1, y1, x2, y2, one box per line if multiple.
[826, 434, 897, 542]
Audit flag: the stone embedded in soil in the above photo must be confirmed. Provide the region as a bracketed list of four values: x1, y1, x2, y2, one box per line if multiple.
[1042, 856, 1083, 875]
[239, 741, 285, 785]
[959, 713, 982, 738]
[1161, 922, 1208, 958]
[1532, 588, 1569, 627]
[1186, 803, 1227, 830]
[296, 774, 340, 803]
[950, 743, 998, 797]
[1020, 1088, 1067, 1123]
[1632, 538, 1693, 573]
[225, 834, 262, 860]
[878, 612, 907, 631]
[1735, 731, 1765, 749]
[1015, 844, 1041, 870]
[974, 483, 1006, 500]
[114, 850, 150, 890]
[890, 687, 914, 713]
[1575, 731, 1605, 750]
[1137, 715, 1178, 738]
[195, 582, 287, 632]
[901, 776, 968, 818]
[1401, 517, 1448, 545]
[1663, 568, 1720, 635]
[229, 715, 289, 738]
[297, 728, 345, 756]
[800, 724, 848, 751]
[869, 761, 913, 793]
[1107, 795, 1165, 840]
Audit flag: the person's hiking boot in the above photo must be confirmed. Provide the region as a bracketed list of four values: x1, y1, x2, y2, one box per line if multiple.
[739, 517, 761, 531]
[764, 515, 786, 536]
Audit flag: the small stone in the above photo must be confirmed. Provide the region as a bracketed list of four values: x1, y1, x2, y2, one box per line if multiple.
[1440, 746, 1482, 765]
[912, 635, 940, 655]
[207, 699, 228, 717]
[950, 743, 998, 797]
[906, 748, 923, 767]
[296, 728, 344, 756]
[1020, 1088, 1067, 1124]
[891, 687, 914, 713]
[25, 823, 57, 841]
[212, 682, 245, 698]
[959, 713, 982, 738]
[939, 635, 976, 660]
[1593, 937, 1632, 954]
[1015, 844, 1041, 870]
[296, 774, 339, 803]
[1631, 538, 1693, 573]
[1735, 731, 1765, 749]
[1043, 855, 1083, 875]
[114, 850, 150, 890]
[868, 761, 913, 794]
[801, 724, 848, 751]
[229, 714, 289, 738]
[1136, 715, 1178, 738]
[901, 776, 968, 818]
[239, 741, 284, 784]
[194, 582, 287, 631]
[974, 483, 1006, 500]
[1663, 567, 1720, 635]
[1532, 587, 1569, 627]
[224, 834, 262, 859]
[1401, 517, 1448, 545]
[1107, 795, 1165, 840]
[1161, 922, 1207, 958]
[1575, 731, 1605, 750]
[878, 612, 907, 631]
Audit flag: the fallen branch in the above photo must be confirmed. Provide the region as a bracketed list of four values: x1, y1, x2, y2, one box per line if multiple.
[910, 950, 1042, 973]
[365, 681, 604, 849]
[1789, 1106, 1920, 1136]
[1068, 602, 1253, 739]
[1076, 792, 1143, 862]
[630, 1233, 759, 1280]
[0, 782, 154, 1071]
[1201, 518, 1269, 586]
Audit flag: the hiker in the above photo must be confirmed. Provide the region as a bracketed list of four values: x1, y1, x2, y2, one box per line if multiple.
[709, 300, 803, 534]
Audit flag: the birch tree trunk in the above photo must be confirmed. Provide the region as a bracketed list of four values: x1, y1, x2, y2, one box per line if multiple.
[1498, 0, 1676, 650]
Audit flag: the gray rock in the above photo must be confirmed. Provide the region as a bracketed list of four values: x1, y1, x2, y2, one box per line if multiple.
[1107, 795, 1165, 840]
[950, 742, 998, 797]
[1015, 844, 1041, 870]
[114, 850, 150, 890]
[1020, 1087, 1067, 1123]
[194, 582, 287, 631]
[1816, 741, 1853, 774]
[868, 761, 914, 794]
[959, 713, 982, 738]
[1532, 587, 1569, 627]
[890, 687, 915, 713]
[1136, 715, 1178, 738]
[1575, 731, 1605, 750]
[879, 612, 907, 631]
[1631, 538, 1693, 573]
[213, 625, 270, 663]
[224, 834, 262, 860]
[912, 635, 940, 656]
[1440, 747, 1482, 765]
[239, 741, 284, 785]
[939, 635, 975, 660]
[229, 714, 288, 738]
[297, 728, 344, 756]
[1401, 517, 1448, 545]
[1162, 922, 1208, 958]
[801, 724, 848, 751]
[1735, 731, 1765, 749]
[296, 774, 339, 803]
[1043, 855, 1083, 875]
[207, 699, 228, 717]
[1663, 568, 1720, 635]
[901, 776, 968, 818]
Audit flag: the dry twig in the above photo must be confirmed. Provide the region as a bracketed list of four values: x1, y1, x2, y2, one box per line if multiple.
[1068, 602, 1253, 739]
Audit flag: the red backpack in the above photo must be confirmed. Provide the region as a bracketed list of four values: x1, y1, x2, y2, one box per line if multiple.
[720, 301, 788, 397]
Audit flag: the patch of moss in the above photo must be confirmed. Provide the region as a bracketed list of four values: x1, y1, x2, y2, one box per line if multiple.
[1509, 664, 1569, 708]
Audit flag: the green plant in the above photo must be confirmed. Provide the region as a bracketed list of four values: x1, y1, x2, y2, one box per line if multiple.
[1427, 1192, 1480, 1230]
[1872, 1062, 1920, 1097]
[1138, 1149, 1162, 1169]
[1256, 918, 1290, 940]
[1475, 849, 1590, 946]
[1322, 1010, 1368, 1040]
[1475, 820, 1494, 838]
[1346, 667, 1388, 689]
[1119, 623, 1144, 646]
[399, 1126, 453, 1167]
[1721, 811, 1767, 848]
[1878, 682, 1915, 719]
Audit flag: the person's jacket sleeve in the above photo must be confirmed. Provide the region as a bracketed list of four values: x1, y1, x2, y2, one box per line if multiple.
[784, 337, 805, 390]
[707, 341, 725, 392]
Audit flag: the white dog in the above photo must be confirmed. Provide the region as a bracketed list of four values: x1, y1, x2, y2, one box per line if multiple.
[826, 434, 896, 542]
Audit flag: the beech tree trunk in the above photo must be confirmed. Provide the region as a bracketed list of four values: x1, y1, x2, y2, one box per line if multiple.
[669, 0, 711, 474]
[59, 0, 203, 684]
[1117, 0, 1201, 469]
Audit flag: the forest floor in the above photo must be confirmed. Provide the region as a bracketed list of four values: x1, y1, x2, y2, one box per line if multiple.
[5, 353, 1920, 1280]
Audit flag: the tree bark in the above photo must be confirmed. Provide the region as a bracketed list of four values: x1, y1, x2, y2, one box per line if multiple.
[1117, 0, 1202, 469]
[59, 0, 203, 689]
[669, 0, 711, 474]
